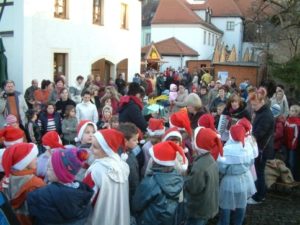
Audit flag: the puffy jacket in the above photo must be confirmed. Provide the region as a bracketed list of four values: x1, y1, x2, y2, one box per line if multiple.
[252, 104, 275, 159]
[28, 182, 93, 225]
[132, 166, 183, 225]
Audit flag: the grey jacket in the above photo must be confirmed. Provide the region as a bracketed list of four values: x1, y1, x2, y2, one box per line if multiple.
[184, 152, 219, 220]
[0, 91, 28, 127]
[62, 117, 78, 142]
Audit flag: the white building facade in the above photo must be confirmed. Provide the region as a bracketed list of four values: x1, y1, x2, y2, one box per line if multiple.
[0, 0, 142, 92]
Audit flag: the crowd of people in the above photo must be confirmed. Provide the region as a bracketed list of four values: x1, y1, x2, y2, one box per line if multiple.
[0, 68, 299, 225]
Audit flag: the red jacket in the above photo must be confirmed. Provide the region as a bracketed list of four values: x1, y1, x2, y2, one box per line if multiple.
[284, 116, 300, 150]
[274, 116, 285, 150]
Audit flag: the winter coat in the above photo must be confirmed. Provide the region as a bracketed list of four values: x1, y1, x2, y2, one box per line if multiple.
[126, 151, 140, 212]
[222, 103, 251, 122]
[252, 104, 275, 159]
[188, 107, 208, 130]
[132, 166, 183, 225]
[62, 117, 78, 143]
[2, 170, 45, 225]
[84, 154, 130, 225]
[274, 116, 285, 150]
[38, 112, 62, 135]
[284, 116, 300, 150]
[119, 99, 147, 132]
[28, 182, 93, 225]
[0, 91, 28, 127]
[55, 98, 76, 118]
[184, 152, 219, 220]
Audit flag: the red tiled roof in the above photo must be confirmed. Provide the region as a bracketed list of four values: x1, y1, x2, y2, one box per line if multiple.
[151, 0, 222, 33]
[190, 0, 243, 17]
[141, 37, 199, 57]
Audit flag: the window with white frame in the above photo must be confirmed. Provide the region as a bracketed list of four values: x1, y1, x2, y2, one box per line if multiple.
[54, 0, 68, 19]
[203, 30, 206, 45]
[226, 21, 235, 31]
[120, 3, 128, 29]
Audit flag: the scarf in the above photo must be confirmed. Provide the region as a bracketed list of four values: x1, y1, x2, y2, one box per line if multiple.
[119, 95, 143, 110]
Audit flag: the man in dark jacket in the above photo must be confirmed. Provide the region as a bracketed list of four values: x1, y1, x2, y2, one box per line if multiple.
[115, 73, 126, 95]
[119, 82, 147, 132]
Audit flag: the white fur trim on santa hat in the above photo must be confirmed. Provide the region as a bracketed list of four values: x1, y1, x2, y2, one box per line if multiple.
[12, 144, 38, 171]
[162, 130, 182, 142]
[147, 127, 165, 137]
[76, 122, 97, 142]
[193, 126, 209, 152]
[4, 138, 24, 147]
[149, 147, 176, 167]
[94, 131, 115, 157]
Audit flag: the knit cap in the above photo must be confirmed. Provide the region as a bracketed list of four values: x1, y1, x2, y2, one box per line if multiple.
[51, 148, 88, 183]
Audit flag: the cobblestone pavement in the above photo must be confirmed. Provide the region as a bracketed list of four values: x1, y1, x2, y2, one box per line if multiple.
[207, 185, 300, 225]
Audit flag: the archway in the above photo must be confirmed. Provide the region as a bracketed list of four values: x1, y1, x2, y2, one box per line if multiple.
[91, 58, 115, 84]
[116, 58, 128, 81]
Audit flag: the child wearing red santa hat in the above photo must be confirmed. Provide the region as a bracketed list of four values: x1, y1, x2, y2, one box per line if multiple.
[0, 126, 26, 179]
[75, 120, 97, 181]
[141, 118, 165, 176]
[169, 109, 195, 164]
[145, 127, 189, 176]
[27, 148, 93, 225]
[185, 127, 221, 225]
[36, 131, 64, 180]
[132, 141, 185, 225]
[217, 124, 256, 225]
[83, 129, 130, 225]
[0, 143, 45, 225]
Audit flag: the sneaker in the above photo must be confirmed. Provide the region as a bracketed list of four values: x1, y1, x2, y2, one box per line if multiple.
[247, 197, 262, 205]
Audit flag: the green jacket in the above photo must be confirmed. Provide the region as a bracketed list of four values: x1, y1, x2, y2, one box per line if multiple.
[184, 152, 219, 220]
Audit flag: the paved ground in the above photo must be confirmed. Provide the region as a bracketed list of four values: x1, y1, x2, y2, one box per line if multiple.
[208, 184, 300, 225]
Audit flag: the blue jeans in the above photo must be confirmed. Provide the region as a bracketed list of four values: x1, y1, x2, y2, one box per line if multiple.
[252, 153, 267, 202]
[218, 208, 246, 225]
[186, 218, 208, 225]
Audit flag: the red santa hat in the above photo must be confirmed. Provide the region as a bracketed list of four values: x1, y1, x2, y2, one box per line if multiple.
[169, 110, 192, 137]
[94, 129, 126, 159]
[237, 117, 252, 136]
[0, 126, 24, 147]
[147, 118, 165, 136]
[75, 120, 97, 142]
[229, 124, 246, 146]
[149, 141, 186, 167]
[162, 127, 182, 142]
[198, 113, 217, 132]
[194, 126, 223, 160]
[42, 131, 64, 150]
[2, 143, 39, 176]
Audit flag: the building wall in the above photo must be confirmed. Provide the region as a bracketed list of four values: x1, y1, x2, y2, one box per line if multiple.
[142, 26, 151, 47]
[214, 64, 259, 86]
[151, 24, 221, 60]
[1, 0, 141, 92]
[160, 55, 198, 72]
[211, 17, 243, 59]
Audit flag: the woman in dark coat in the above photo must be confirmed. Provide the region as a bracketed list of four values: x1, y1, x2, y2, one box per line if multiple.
[247, 87, 275, 204]
[55, 88, 76, 118]
[119, 83, 147, 132]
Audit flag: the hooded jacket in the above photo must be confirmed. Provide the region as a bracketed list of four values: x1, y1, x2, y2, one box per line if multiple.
[27, 182, 93, 225]
[132, 166, 183, 225]
[84, 154, 130, 225]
